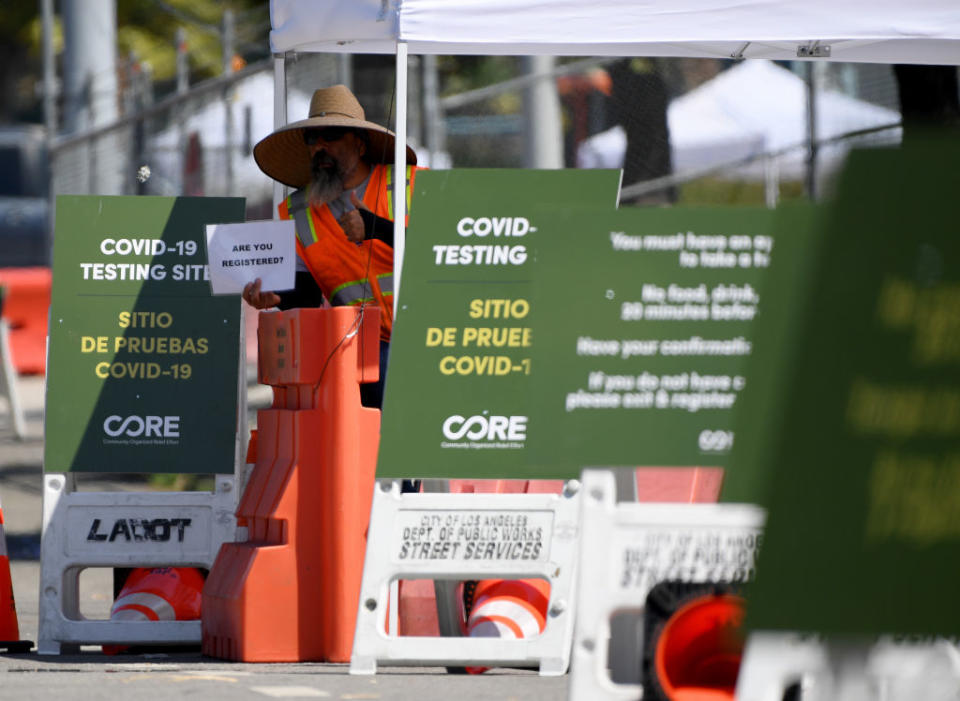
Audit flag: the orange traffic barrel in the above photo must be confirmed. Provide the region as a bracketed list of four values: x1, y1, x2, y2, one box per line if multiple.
[0, 267, 51, 375]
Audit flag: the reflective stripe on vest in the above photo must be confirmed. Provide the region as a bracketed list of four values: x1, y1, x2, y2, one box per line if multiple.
[377, 272, 394, 296]
[329, 278, 375, 307]
[288, 190, 317, 248]
[385, 165, 415, 222]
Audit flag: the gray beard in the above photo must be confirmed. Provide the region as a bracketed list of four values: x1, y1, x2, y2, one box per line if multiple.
[307, 166, 344, 207]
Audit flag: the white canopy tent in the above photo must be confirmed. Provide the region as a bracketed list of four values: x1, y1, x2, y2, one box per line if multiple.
[577, 59, 902, 181]
[271, 0, 960, 63]
[266, 0, 960, 297]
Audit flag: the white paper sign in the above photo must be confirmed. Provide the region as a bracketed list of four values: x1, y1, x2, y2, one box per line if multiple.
[205, 220, 296, 295]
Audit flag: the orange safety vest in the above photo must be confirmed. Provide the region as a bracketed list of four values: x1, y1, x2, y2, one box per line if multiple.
[278, 163, 418, 342]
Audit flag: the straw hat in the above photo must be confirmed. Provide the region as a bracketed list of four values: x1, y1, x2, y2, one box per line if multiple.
[253, 84, 417, 189]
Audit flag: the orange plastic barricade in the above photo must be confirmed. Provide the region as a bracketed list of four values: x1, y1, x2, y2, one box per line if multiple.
[634, 467, 724, 503]
[202, 306, 381, 662]
[0, 267, 51, 375]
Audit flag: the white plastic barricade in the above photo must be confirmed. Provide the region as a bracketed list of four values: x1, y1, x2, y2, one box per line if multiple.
[568, 469, 765, 700]
[0, 319, 26, 439]
[37, 473, 240, 654]
[350, 480, 582, 676]
[737, 633, 960, 701]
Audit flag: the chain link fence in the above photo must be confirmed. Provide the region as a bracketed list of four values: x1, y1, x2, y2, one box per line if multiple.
[49, 53, 906, 217]
[50, 54, 347, 221]
[425, 56, 904, 207]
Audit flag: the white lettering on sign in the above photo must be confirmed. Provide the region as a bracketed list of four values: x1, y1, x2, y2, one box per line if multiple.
[564, 372, 748, 436]
[392, 510, 553, 563]
[608, 231, 773, 269]
[442, 415, 527, 441]
[432, 245, 527, 266]
[103, 414, 181, 438]
[100, 238, 167, 256]
[431, 218, 537, 267]
[456, 217, 533, 237]
[618, 527, 762, 592]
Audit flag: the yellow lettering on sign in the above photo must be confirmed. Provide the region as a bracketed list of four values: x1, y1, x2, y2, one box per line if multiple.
[846, 379, 960, 439]
[426, 327, 457, 347]
[81, 336, 109, 353]
[467, 298, 530, 319]
[439, 355, 514, 376]
[460, 327, 532, 347]
[866, 450, 960, 545]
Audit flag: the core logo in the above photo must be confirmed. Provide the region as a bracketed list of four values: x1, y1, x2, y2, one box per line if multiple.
[442, 414, 527, 442]
[103, 415, 181, 438]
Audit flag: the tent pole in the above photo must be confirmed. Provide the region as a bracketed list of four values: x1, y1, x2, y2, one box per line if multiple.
[393, 41, 409, 310]
[804, 61, 819, 201]
[273, 54, 288, 214]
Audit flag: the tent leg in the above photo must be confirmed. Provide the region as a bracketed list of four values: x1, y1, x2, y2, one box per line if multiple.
[393, 41, 408, 307]
[273, 54, 288, 214]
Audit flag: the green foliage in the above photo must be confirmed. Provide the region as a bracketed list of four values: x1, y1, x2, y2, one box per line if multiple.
[439, 55, 523, 114]
[0, 1, 270, 120]
[438, 56, 518, 97]
[0, 7, 49, 120]
[0, 6, 41, 48]
[116, 0, 270, 83]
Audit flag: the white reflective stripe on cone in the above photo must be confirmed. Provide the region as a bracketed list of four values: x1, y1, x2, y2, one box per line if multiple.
[468, 599, 542, 638]
[469, 618, 522, 638]
[111, 607, 154, 621]
[110, 592, 177, 621]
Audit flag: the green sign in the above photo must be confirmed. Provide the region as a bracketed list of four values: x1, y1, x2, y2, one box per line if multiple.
[380, 170, 786, 481]
[529, 206, 780, 475]
[379, 169, 620, 478]
[719, 205, 819, 504]
[743, 141, 960, 635]
[45, 195, 245, 473]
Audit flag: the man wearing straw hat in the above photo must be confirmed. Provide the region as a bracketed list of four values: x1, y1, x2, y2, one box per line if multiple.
[243, 84, 420, 408]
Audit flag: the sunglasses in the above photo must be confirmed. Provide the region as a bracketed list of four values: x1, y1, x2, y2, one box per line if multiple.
[303, 127, 353, 145]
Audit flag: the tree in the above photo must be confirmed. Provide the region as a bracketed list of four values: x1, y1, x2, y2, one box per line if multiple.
[0, 1, 269, 124]
[0, 6, 47, 122]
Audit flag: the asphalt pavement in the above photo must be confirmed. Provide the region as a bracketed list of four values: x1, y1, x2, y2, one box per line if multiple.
[0, 369, 569, 701]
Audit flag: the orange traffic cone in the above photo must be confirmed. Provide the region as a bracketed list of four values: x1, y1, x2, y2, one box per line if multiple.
[102, 567, 204, 655]
[464, 578, 550, 674]
[0, 494, 32, 652]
